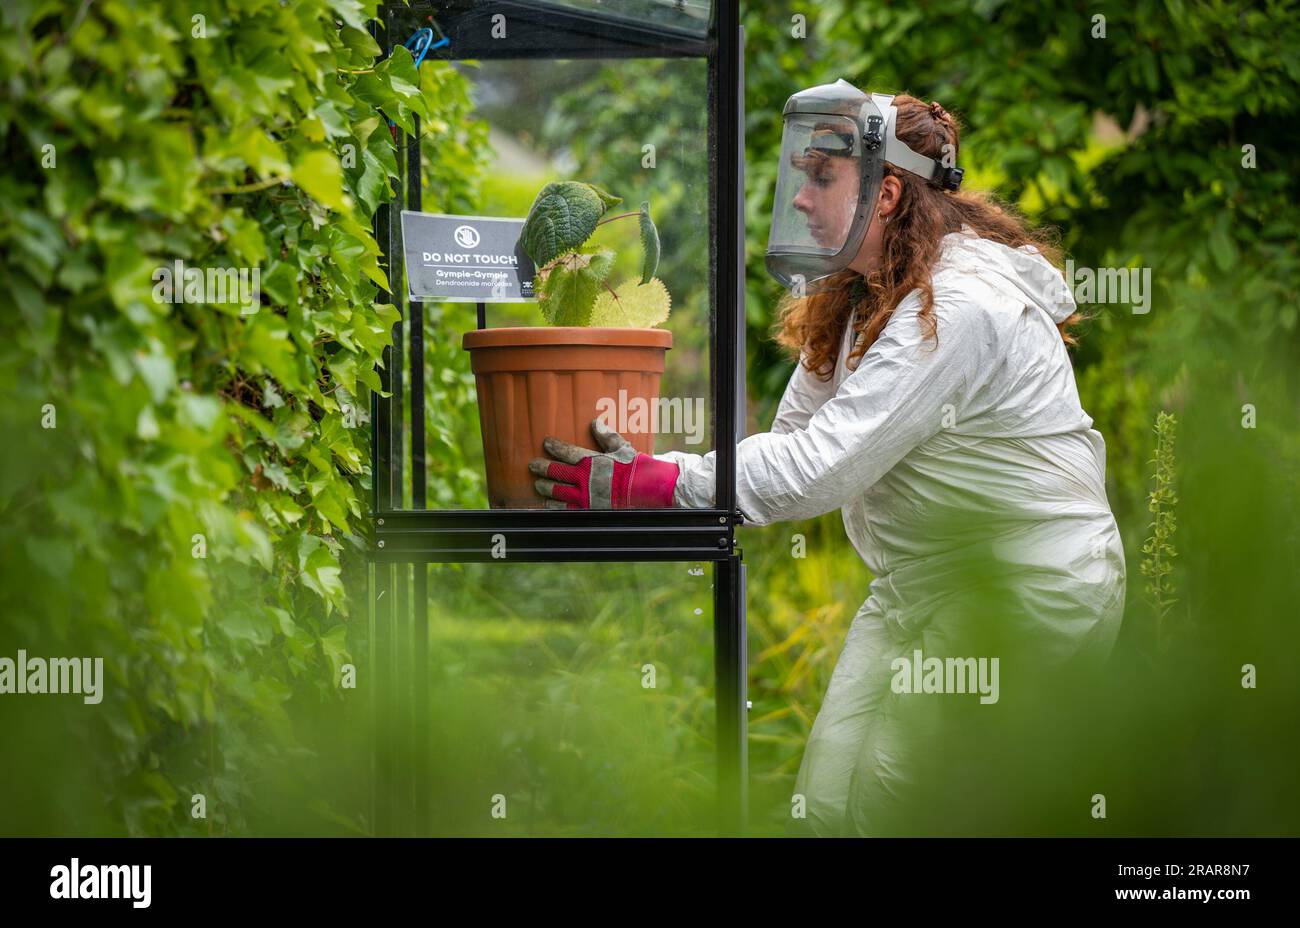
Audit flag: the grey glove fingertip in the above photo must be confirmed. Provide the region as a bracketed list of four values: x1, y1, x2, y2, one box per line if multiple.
[591, 417, 636, 461]
[543, 435, 595, 465]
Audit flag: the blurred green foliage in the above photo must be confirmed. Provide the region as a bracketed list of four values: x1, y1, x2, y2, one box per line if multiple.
[736, 0, 1300, 834]
[0, 0, 487, 833]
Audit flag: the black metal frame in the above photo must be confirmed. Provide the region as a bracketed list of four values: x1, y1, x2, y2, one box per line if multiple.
[369, 0, 747, 835]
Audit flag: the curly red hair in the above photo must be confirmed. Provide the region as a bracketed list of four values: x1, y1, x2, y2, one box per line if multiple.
[771, 93, 1082, 380]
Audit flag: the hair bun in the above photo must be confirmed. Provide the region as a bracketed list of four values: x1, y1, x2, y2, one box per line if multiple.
[928, 101, 951, 125]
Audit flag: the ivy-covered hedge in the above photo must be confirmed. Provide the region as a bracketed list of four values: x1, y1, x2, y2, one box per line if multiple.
[0, 0, 484, 833]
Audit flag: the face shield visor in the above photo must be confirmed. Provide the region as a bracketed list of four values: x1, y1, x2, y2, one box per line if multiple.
[765, 79, 965, 291]
[767, 114, 867, 286]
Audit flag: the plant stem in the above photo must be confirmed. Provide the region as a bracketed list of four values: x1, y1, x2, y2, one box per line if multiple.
[594, 211, 640, 228]
[206, 175, 291, 195]
[1140, 410, 1179, 652]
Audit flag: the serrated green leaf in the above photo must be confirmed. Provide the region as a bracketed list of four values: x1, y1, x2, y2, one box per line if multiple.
[520, 182, 622, 267]
[589, 277, 671, 328]
[539, 248, 615, 325]
[589, 184, 621, 210]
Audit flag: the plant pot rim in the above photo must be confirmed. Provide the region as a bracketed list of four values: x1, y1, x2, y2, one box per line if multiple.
[462, 326, 672, 350]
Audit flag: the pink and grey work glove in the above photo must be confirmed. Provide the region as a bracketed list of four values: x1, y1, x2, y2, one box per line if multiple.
[529, 418, 680, 510]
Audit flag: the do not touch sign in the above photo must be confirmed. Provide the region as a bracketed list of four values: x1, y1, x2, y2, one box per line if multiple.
[400, 210, 537, 303]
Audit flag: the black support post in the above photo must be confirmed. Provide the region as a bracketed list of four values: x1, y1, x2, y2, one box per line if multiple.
[714, 552, 747, 835]
[371, 560, 393, 835]
[407, 114, 430, 837]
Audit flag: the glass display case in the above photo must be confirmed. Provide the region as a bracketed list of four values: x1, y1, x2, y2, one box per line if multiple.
[369, 0, 746, 835]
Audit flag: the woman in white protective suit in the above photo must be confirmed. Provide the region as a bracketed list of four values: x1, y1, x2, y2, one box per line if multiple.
[529, 82, 1126, 836]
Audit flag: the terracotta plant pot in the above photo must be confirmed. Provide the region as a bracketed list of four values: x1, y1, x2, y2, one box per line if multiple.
[462, 327, 673, 508]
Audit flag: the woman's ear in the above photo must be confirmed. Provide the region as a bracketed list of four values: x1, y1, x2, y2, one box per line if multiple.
[878, 174, 903, 217]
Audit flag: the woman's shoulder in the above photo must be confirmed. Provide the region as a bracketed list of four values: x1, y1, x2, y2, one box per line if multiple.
[886, 267, 1010, 334]
[929, 230, 1072, 329]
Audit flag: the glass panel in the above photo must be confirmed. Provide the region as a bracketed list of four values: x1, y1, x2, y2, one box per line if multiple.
[538, 0, 712, 35]
[417, 560, 718, 835]
[409, 55, 715, 511]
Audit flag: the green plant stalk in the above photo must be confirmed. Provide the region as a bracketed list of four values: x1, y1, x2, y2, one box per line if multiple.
[1139, 411, 1179, 652]
[594, 211, 642, 227]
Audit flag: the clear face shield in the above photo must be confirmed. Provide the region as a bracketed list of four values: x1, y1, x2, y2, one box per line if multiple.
[765, 80, 964, 291]
[767, 114, 867, 276]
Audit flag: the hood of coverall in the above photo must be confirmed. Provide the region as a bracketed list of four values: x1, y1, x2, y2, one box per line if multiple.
[934, 226, 1078, 324]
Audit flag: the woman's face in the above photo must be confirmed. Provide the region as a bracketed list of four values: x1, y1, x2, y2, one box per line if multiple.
[791, 153, 860, 249]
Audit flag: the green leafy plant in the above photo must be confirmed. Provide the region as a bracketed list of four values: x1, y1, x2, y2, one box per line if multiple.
[1139, 410, 1179, 651]
[0, 0, 488, 835]
[519, 182, 670, 328]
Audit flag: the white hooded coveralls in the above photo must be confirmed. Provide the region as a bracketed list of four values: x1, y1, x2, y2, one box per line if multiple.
[653, 227, 1126, 836]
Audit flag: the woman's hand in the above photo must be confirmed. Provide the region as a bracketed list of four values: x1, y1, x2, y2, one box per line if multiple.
[528, 418, 680, 510]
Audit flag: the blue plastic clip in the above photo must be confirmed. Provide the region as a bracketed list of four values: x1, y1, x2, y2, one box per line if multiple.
[386, 24, 449, 132]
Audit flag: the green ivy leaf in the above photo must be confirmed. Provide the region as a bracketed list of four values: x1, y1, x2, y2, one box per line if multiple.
[383, 45, 431, 121]
[328, 0, 369, 31]
[354, 147, 390, 214]
[292, 149, 349, 211]
[319, 624, 351, 681]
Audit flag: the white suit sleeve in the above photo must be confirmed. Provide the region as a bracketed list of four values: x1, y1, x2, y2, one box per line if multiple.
[770, 349, 837, 435]
[652, 348, 832, 509]
[654, 292, 987, 524]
